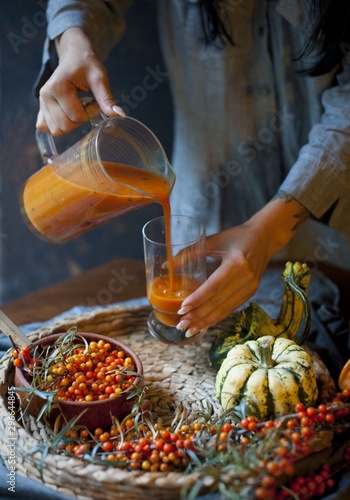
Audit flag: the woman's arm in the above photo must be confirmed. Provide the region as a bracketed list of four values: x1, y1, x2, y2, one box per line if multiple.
[36, 0, 130, 135]
[179, 57, 350, 335]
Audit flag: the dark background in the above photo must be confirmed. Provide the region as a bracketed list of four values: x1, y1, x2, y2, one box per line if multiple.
[0, 0, 173, 305]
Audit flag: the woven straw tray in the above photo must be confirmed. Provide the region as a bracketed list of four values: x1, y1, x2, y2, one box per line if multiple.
[0, 304, 232, 500]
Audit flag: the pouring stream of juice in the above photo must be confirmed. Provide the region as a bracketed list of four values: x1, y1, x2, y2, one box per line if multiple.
[23, 158, 192, 328]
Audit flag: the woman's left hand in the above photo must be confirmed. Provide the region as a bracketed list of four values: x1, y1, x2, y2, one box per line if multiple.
[176, 196, 309, 337]
[175, 222, 271, 336]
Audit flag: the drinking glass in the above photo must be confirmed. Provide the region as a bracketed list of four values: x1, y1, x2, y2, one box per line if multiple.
[142, 214, 206, 344]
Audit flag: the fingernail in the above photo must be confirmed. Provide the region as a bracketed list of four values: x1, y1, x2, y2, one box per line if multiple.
[185, 327, 200, 338]
[176, 319, 191, 331]
[177, 305, 192, 315]
[112, 105, 126, 117]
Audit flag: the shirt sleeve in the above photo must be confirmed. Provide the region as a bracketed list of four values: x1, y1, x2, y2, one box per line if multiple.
[46, 0, 131, 60]
[34, 0, 131, 95]
[279, 61, 350, 234]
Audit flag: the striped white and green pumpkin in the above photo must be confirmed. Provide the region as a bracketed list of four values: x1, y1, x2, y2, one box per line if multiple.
[215, 335, 318, 419]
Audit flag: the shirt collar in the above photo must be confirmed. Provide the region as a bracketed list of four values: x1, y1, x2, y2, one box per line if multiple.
[276, 0, 314, 35]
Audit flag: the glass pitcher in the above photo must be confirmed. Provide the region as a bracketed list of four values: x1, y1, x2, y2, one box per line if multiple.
[20, 97, 175, 243]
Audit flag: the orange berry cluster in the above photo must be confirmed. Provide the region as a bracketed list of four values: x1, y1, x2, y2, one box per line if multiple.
[276, 464, 335, 500]
[13, 339, 137, 402]
[58, 390, 350, 487]
[63, 420, 209, 472]
[251, 394, 350, 500]
[12, 345, 32, 368]
[12, 343, 350, 498]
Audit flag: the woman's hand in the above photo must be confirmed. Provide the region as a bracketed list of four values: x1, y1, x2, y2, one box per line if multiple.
[176, 195, 310, 336]
[36, 27, 124, 136]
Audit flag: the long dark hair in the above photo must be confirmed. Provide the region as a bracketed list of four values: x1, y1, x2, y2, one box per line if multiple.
[199, 0, 350, 76]
[198, 0, 234, 46]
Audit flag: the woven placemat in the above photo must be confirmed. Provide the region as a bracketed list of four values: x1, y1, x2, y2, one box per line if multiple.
[0, 304, 229, 500]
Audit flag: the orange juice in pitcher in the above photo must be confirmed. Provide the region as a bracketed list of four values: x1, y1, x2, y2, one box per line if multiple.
[20, 98, 175, 243]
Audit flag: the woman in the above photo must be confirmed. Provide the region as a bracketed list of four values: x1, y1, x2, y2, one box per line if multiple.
[36, 0, 350, 337]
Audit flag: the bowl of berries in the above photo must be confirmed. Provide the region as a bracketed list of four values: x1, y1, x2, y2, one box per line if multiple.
[13, 328, 144, 429]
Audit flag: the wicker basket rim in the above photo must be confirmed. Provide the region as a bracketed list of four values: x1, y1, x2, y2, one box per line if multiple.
[0, 303, 223, 500]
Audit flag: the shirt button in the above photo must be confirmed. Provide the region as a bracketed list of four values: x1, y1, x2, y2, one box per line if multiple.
[258, 27, 264, 36]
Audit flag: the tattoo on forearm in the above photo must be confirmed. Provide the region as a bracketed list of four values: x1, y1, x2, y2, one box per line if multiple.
[292, 210, 310, 231]
[274, 190, 310, 231]
[274, 190, 295, 203]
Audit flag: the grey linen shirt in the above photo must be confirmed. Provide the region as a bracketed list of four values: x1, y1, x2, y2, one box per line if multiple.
[40, 0, 350, 269]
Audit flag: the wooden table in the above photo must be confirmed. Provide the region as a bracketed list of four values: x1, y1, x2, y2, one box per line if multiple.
[1, 258, 350, 326]
[1, 259, 148, 326]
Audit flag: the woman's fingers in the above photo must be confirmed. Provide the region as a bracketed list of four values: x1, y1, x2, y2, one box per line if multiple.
[176, 256, 259, 335]
[87, 67, 125, 118]
[38, 88, 87, 135]
[184, 289, 254, 337]
[37, 73, 89, 135]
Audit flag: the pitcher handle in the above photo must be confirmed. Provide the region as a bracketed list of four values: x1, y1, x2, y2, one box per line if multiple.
[35, 96, 108, 164]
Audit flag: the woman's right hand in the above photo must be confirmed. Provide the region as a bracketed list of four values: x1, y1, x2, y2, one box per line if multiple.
[36, 27, 124, 136]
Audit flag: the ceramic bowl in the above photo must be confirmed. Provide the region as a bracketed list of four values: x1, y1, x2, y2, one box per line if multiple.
[14, 332, 144, 429]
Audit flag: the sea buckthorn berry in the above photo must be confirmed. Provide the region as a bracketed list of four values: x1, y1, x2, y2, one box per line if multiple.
[295, 403, 305, 412]
[325, 413, 335, 423]
[240, 418, 249, 429]
[170, 432, 179, 442]
[159, 463, 170, 472]
[306, 406, 316, 417]
[193, 422, 202, 431]
[125, 419, 134, 430]
[18, 335, 139, 403]
[19, 346, 32, 362]
[255, 487, 272, 499]
[102, 441, 113, 452]
[222, 423, 233, 433]
[240, 436, 250, 445]
[317, 404, 327, 414]
[287, 418, 298, 429]
[261, 475, 277, 488]
[342, 388, 350, 398]
[247, 421, 257, 431]
[160, 429, 171, 440]
[99, 432, 110, 443]
[266, 461, 283, 477]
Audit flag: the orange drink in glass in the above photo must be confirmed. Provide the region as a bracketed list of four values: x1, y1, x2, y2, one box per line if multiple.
[142, 215, 206, 344]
